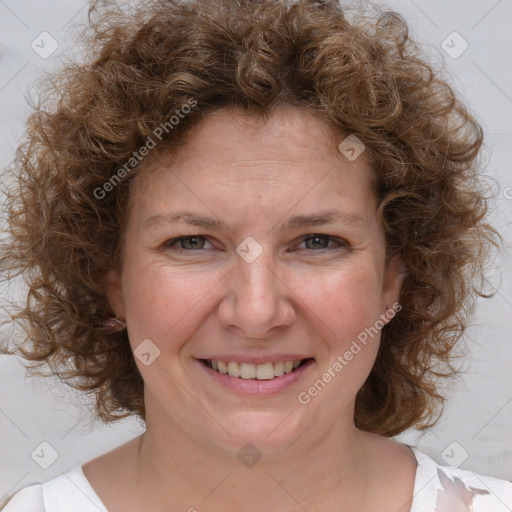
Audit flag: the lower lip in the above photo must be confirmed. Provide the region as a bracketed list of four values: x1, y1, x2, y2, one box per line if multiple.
[195, 359, 315, 396]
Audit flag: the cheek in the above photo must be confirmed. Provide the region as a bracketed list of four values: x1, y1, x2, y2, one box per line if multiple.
[295, 268, 384, 404]
[295, 264, 384, 344]
[121, 258, 224, 349]
[120, 248, 385, 365]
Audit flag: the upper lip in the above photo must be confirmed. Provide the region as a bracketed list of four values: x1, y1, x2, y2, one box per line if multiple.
[196, 354, 313, 364]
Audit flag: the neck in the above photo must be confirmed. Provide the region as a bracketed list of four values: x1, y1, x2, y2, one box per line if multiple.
[134, 402, 372, 512]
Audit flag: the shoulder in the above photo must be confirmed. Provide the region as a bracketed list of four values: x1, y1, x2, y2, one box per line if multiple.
[1, 466, 108, 512]
[410, 446, 512, 512]
[1, 484, 44, 512]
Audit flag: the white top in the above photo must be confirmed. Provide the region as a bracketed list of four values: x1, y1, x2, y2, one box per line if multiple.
[3, 447, 512, 511]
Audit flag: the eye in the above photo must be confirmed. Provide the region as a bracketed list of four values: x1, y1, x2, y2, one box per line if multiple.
[161, 234, 348, 254]
[295, 234, 348, 251]
[163, 235, 212, 251]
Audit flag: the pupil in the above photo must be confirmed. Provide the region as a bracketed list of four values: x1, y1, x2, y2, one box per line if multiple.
[308, 235, 327, 249]
[184, 236, 204, 249]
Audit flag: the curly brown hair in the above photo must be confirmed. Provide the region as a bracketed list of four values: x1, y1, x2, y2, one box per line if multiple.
[0, 0, 499, 437]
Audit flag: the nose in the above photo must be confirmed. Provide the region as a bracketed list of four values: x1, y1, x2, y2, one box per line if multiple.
[217, 248, 295, 339]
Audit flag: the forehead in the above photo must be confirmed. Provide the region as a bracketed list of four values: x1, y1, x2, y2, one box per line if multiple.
[128, 107, 377, 225]
[145, 107, 370, 173]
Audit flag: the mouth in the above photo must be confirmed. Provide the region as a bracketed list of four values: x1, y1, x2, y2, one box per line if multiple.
[195, 355, 315, 396]
[200, 358, 314, 380]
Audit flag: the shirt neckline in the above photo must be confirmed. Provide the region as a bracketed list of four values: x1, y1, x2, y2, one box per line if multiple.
[66, 445, 429, 512]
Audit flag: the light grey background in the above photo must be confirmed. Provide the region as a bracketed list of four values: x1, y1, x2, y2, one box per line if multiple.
[1, 0, 511, 502]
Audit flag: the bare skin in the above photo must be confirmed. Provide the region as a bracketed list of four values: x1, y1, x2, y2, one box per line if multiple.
[83, 431, 417, 512]
[86, 107, 417, 512]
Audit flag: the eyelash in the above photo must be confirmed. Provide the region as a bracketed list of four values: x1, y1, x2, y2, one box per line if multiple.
[162, 234, 349, 253]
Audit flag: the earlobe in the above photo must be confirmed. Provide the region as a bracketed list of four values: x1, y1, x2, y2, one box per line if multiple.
[105, 267, 126, 319]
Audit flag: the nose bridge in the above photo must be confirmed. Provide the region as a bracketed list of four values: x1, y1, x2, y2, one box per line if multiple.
[219, 245, 293, 337]
[239, 250, 277, 303]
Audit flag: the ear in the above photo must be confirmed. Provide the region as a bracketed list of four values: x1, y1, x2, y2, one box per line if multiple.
[105, 267, 126, 319]
[381, 254, 405, 321]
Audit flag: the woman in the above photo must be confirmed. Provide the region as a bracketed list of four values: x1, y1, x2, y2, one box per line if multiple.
[1, 0, 511, 510]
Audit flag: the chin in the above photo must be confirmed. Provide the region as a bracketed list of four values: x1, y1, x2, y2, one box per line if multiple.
[203, 408, 310, 457]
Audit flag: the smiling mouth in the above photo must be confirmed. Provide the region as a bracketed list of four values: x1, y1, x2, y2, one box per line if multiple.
[200, 358, 313, 380]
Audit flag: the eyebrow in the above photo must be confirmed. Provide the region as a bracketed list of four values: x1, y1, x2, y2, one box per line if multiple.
[143, 209, 366, 232]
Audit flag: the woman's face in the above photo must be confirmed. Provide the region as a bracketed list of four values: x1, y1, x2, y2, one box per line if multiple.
[107, 107, 403, 454]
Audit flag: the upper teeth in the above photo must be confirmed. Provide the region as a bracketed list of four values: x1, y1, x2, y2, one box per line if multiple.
[209, 360, 302, 379]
